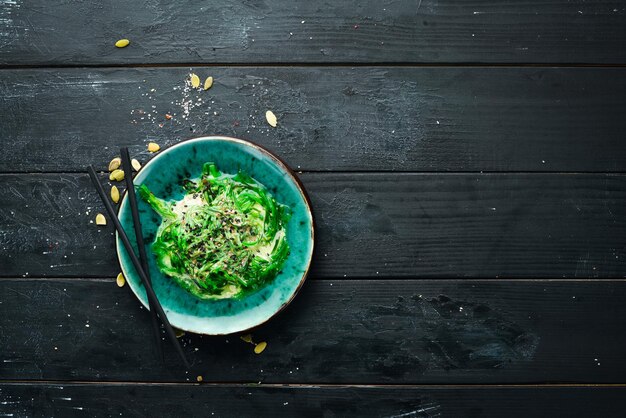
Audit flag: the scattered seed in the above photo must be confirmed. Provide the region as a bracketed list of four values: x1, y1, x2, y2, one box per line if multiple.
[116, 273, 125, 287]
[265, 110, 277, 127]
[190, 73, 200, 88]
[254, 341, 267, 354]
[111, 186, 120, 203]
[95, 213, 107, 226]
[175, 328, 185, 338]
[240, 334, 253, 344]
[148, 142, 160, 153]
[196, 375, 203, 382]
[131, 159, 141, 171]
[109, 169, 125, 181]
[115, 39, 130, 48]
[108, 157, 121, 171]
[204, 76, 213, 90]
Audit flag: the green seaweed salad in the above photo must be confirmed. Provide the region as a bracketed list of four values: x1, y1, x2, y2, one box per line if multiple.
[138, 162, 291, 300]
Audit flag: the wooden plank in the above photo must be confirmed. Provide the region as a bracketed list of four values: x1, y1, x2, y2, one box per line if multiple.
[1, 1, 625, 65]
[2, 279, 626, 383]
[2, 173, 625, 279]
[2, 67, 626, 173]
[2, 383, 626, 418]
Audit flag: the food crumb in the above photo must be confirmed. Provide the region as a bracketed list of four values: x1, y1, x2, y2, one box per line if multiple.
[111, 186, 120, 203]
[95, 213, 107, 226]
[204, 76, 213, 90]
[148, 142, 161, 153]
[108, 157, 122, 172]
[190, 73, 201, 88]
[116, 273, 126, 287]
[115, 39, 130, 48]
[109, 169, 125, 182]
[196, 375, 203, 382]
[131, 159, 142, 171]
[254, 341, 267, 354]
[265, 110, 278, 127]
[240, 334, 253, 344]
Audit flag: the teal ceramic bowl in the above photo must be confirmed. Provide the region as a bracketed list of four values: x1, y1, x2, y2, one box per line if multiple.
[116, 136, 314, 335]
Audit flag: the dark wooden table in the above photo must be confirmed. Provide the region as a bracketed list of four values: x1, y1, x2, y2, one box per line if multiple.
[2, 1, 626, 416]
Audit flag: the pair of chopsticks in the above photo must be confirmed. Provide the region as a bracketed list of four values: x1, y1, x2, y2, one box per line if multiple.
[87, 147, 189, 368]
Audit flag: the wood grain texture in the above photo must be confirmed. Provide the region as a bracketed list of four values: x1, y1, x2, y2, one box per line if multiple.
[2, 383, 626, 418]
[1, 1, 625, 65]
[2, 278, 626, 383]
[1, 173, 625, 279]
[2, 67, 626, 173]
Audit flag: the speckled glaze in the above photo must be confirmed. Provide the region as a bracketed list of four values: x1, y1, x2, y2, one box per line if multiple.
[116, 136, 314, 335]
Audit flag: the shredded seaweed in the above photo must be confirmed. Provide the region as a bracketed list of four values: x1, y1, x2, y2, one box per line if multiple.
[139, 163, 290, 299]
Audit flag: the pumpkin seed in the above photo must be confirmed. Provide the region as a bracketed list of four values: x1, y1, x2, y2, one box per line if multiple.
[115, 39, 130, 48]
[147, 142, 160, 153]
[190, 73, 200, 88]
[111, 186, 120, 203]
[108, 157, 121, 171]
[116, 272, 125, 287]
[131, 159, 141, 171]
[204, 76, 213, 90]
[254, 341, 267, 354]
[109, 169, 125, 181]
[95, 213, 107, 226]
[265, 110, 277, 127]
[240, 334, 253, 344]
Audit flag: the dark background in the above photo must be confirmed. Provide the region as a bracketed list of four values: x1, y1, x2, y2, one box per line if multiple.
[1, 1, 626, 416]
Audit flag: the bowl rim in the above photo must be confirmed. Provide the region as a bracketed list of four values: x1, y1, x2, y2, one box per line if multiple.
[116, 135, 315, 335]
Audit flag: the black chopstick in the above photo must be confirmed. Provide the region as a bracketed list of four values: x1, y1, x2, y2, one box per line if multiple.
[87, 165, 190, 369]
[120, 147, 164, 362]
